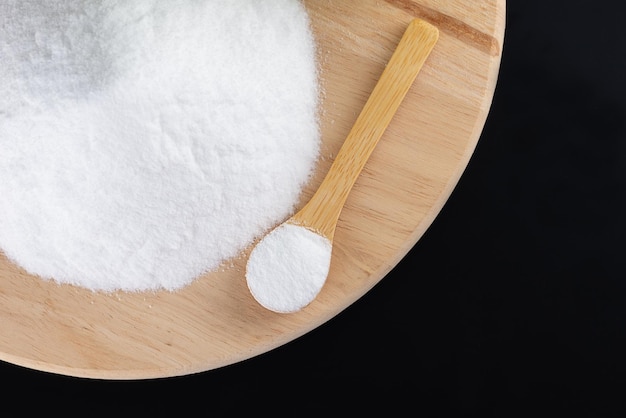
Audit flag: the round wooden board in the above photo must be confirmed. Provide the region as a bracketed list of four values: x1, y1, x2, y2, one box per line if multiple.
[0, 0, 505, 379]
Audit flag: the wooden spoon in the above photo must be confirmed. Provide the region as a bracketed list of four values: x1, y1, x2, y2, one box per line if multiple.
[246, 18, 439, 313]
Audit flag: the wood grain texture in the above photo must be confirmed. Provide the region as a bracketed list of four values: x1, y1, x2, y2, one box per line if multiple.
[0, 0, 505, 379]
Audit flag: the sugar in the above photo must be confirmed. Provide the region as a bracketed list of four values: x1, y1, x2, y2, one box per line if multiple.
[246, 223, 332, 313]
[0, 0, 320, 292]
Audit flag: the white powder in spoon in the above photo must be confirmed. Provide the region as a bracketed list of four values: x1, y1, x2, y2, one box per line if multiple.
[246, 223, 332, 313]
[0, 0, 320, 292]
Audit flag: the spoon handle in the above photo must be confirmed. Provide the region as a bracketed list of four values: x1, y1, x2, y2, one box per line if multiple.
[293, 18, 439, 240]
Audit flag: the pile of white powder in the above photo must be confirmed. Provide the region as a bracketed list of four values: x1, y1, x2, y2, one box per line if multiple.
[0, 0, 321, 292]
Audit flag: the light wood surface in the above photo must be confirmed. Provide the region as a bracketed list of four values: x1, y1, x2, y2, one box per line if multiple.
[0, 0, 505, 379]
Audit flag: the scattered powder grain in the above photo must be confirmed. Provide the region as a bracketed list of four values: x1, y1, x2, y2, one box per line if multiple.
[0, 0, 321, 292]
[246, 223, 332, 313]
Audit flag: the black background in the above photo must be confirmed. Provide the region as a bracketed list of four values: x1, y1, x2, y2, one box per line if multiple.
[3, 1, 626, 415]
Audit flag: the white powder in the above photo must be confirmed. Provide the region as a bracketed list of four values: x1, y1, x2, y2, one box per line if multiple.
[0, 0, 320, 292]
[246, 223, 332, 313]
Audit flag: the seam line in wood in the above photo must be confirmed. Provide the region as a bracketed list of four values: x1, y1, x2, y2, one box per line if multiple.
[385, 0, 501, 56]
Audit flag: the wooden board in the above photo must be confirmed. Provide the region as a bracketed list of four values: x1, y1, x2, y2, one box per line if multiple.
[0, 0, 505, 379]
